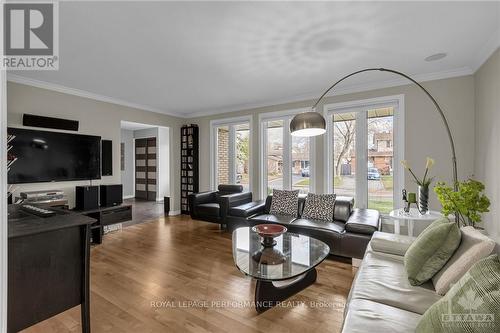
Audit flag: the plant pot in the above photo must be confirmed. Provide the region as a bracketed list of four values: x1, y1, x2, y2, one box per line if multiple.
[418, 185, 429, 214]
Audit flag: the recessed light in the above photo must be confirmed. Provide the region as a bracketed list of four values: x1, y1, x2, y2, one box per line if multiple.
[425, 53, 447, 62]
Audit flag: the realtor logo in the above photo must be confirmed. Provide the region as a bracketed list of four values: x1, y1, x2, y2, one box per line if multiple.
[2, 2, 59, 70]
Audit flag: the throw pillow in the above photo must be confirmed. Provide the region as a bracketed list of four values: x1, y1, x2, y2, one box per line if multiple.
[432, 226, 495, 295]
[404, 217, 461, 286]
[416, 254, 500, 333]
[301, 193, 336, 222]
[269, 189, 299, 217]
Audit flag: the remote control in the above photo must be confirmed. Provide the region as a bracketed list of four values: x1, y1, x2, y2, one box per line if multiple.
[20, 205, 56, 218]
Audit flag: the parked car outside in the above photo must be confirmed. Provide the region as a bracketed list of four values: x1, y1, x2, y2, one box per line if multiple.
[367, 167, 381, 180]
[301, 166, 310, 177]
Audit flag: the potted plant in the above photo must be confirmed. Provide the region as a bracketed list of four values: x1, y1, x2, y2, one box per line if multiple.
[401, 157, 435, 214]
[434, 179, 490, 228]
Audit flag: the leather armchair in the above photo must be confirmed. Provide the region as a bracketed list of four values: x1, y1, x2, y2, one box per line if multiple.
[188, 185, 253, 225]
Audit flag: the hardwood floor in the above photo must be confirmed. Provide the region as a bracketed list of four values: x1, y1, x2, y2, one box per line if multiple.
[22, 215, 356, 333]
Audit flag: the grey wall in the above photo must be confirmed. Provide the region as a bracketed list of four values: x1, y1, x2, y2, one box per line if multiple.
[188, 75, 476, 212]
[120, 129, 134, 198]
[7, 82, 184, 211]
[474, 48, 500, 242]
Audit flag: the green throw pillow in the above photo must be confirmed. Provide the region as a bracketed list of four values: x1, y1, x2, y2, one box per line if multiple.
[404, 217, 461, 285]
[417, 254, 500, 333]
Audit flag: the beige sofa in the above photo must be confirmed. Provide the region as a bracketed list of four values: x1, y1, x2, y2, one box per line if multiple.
[341, 231, 442, 333]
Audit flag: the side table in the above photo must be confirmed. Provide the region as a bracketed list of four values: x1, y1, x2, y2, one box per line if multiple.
[388, 208, 443, 237]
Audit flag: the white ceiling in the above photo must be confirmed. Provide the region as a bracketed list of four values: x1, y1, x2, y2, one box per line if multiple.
[8, 1, 500, 118]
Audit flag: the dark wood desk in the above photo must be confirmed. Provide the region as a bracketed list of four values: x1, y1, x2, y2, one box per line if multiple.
[8, 205, 95, 333]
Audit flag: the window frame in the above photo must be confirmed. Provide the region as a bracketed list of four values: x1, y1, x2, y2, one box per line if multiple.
[259, 108, 315, 199]
[323, 95, 405, 212]
[210, 115, 253, 191]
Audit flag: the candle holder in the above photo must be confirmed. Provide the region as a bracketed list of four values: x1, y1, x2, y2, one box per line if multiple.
[402, 189, 417, 213]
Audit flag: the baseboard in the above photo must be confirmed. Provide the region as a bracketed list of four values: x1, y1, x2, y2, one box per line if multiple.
[169, 210, 181, 216]
[122, 195, 135, 199]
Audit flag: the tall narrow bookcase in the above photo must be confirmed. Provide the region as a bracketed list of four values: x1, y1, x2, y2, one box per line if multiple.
[180, 124, 199, 214]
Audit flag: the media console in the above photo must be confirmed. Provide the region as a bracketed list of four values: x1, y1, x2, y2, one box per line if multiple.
[74, 204, 133, 244]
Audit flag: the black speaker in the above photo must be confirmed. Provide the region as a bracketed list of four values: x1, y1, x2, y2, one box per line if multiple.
[75, 186, 99, 211]
[23, 114, 79, 131]
[100, 184, 123, 207]
[101, 140, 113, 176]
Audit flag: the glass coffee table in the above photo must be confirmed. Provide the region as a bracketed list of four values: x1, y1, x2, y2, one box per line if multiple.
[232, 227, 330, 313]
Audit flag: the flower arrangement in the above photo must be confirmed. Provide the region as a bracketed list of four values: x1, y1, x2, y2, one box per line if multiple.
[401, 157, 435, 186]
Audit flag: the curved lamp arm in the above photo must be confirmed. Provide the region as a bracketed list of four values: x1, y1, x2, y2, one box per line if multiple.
[312, 67, 458, 191]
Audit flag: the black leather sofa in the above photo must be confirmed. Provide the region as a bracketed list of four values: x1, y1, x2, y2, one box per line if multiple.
[188, 185, 253, 224]
[226, 194, 380, 259]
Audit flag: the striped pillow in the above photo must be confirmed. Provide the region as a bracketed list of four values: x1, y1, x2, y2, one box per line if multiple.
[417, 254, 500, 333]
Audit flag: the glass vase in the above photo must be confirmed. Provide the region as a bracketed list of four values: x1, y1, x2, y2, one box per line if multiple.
[418, 185, 429, 214]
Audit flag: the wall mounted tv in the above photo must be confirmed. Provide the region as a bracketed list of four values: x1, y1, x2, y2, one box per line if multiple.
[8, 127, 101, 184]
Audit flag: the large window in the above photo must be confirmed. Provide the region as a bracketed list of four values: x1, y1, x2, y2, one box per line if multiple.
[211, 117, 252, 191]
[326, 96, 404, 214]
[261, 111, 312, 197]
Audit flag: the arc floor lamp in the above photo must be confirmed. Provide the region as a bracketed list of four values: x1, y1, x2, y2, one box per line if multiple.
[290, 67, 458, 191]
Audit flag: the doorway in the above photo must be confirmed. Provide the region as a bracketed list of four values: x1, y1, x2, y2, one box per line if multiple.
[135, 137, 157, 201]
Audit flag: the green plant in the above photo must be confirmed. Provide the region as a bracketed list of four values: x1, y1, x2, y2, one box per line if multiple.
[434, 179, 490, 227]
[401, 157, 435, 187]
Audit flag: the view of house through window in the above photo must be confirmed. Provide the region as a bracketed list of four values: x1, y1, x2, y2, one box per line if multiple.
[214, 121, 251, 190]
[264, 116, 310, 195]
[332, 107, 395, 213]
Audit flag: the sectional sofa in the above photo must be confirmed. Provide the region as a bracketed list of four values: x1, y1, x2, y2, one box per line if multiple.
[226, 194, 380, 259]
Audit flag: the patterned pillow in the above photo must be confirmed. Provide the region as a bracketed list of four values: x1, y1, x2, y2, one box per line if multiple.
[301, 193, 336, 222]
[269, 189, 299, 217]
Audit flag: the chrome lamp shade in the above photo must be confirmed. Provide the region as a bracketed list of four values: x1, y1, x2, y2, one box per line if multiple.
[290, 111, 326, 137]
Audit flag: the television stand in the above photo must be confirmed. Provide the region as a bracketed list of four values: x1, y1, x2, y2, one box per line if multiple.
[74, 204, 132, 244]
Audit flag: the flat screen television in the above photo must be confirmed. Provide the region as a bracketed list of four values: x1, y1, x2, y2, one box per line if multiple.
[8, 127, 101, 184]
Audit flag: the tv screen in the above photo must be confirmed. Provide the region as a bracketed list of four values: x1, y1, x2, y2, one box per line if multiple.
[8, 127, 101, 184]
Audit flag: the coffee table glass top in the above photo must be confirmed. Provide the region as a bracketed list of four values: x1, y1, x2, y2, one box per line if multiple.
[232, 227, 330, 281]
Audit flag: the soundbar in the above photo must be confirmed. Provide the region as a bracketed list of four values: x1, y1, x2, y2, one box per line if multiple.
[23, 114, 79, 131]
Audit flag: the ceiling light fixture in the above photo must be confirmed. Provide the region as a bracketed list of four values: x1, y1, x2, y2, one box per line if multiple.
[425, 53, 447, 62]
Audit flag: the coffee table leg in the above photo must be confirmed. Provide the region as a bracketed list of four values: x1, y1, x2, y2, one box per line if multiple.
[254, 268, 317, 313]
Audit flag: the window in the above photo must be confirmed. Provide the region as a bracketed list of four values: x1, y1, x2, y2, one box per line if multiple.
[211, 117, 252, 191]
[326, 96, 404, 214]
[261, 111, 312, 197]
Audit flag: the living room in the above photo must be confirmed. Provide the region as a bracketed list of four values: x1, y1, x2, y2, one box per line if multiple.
[0, 1, 499, 332]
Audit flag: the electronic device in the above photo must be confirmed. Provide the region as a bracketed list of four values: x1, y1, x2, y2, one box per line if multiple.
[100, 184, 123, 207]
[23, 114, 79, 131]
[7, 127, 101, 184]
[75, 186, 99, 211]
[101, 140, 113, 176]
[19, 189, 68, 207]
[20, 205, 56, 218]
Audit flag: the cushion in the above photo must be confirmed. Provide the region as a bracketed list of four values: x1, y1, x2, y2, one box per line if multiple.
[370, 231, 416, 256]
[349, 250, 442, 314]
[334, 196, 354, 222]
[301, 193, 336, 222]
[404, 218, 461, 286]
[342, 299, 422, 333]
[344, 209, 380, 235]
[417, 255, 500, 333]
[249, 214, 296, 225]
[291, 218, 345, 234]
[432, 226, 496, 295]
[269, 189, 299, 217]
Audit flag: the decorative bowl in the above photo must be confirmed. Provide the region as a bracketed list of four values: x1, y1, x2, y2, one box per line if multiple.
[252, 224, 287, 238]
[252, 224, 287, 247]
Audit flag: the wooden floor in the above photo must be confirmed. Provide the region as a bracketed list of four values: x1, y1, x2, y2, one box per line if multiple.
[22, 215, 356, 333]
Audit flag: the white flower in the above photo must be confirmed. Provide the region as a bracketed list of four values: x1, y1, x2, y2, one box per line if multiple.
[426, 157, 435, 169]
[401, 160, 410, 169]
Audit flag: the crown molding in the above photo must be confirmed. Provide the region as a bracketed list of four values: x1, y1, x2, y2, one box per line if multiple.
[8, 66, 474, 120]
[6, 74, 183, 118]
[184, 66, 474, 119]
[470, 26, 500, 72]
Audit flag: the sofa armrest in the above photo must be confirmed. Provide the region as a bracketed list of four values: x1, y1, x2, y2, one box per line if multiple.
[370, 231, 416, 256]
[228, 200, 266, 218]
[344, 209, 380, 235]
[219, 192, 253, 220]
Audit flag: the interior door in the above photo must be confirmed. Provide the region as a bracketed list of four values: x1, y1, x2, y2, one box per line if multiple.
[135, 137, 157, 200]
